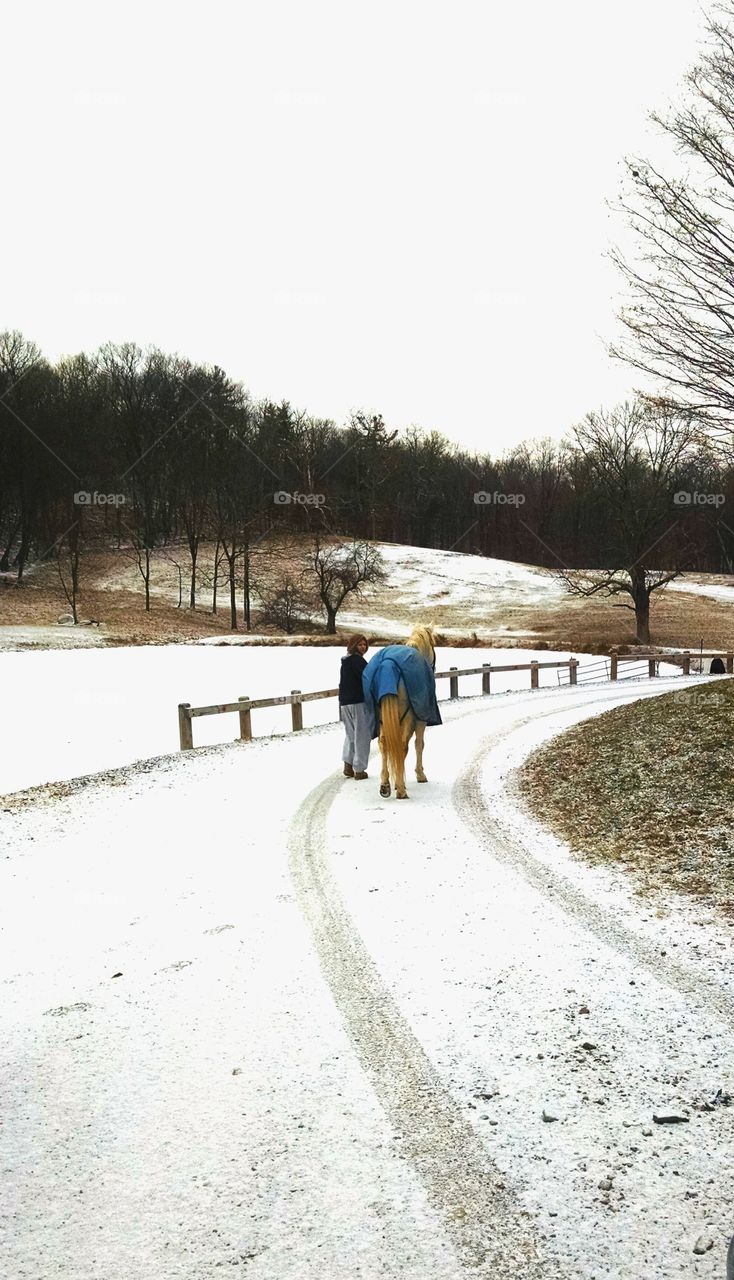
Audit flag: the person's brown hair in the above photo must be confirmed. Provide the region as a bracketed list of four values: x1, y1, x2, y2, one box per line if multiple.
[347, 633, 368, 655]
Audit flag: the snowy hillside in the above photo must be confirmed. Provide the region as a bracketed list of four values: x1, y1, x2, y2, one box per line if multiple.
[668, 575, 734, 603]
[339, 543, 563, 638]
[2, 538, 734, 653]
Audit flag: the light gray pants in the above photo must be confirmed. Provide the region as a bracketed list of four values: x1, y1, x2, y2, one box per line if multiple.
[340, 702, 373, 772]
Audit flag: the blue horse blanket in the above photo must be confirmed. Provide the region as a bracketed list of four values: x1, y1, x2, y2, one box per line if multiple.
[362, 645, 442, 739]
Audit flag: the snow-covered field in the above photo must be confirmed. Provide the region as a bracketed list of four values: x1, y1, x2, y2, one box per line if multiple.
[2, 675, 732, 1279]
[0, 623, 106, 651]
[372, 543, 558, 601]
[668, 576, 734, 603]
[0, 644, 657, 797]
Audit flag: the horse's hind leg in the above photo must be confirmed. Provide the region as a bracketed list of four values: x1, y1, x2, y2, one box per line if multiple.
[414, 721, 427, 782]
[379, 731, 391, 797]
[395, 711, 412, 799]
[395, 748, 408, 799]
[394, 696, 412, 793]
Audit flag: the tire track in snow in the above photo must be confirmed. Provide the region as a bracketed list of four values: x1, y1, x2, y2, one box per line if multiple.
[453, 691, 734, 1030]
[288, 771, 562, 1279]
[288, 680, 731, 1277]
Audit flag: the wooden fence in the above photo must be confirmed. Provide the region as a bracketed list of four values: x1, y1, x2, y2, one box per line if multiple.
[179, 658, 576, 750]
[177, 649, 733, 751]
[607, 648, 734, 679]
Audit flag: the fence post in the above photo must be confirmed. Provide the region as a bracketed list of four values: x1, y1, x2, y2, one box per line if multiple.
[482, 664, 491, 695]
[450, 667, 459, 699]
[291, 690, 303, 731]
[727, 653, 734, 675]
[610, 651, 618, 681]
[682, 651, 691, 676]
[530, 661, 539, 690]
[238, 695, 252, 742]
[178, 702, 193, 751]
[648, 658, 656, 678]
[569, 658, 578, 686]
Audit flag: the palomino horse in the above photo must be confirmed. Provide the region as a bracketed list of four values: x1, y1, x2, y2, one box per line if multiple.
[365, 625, 440, 800]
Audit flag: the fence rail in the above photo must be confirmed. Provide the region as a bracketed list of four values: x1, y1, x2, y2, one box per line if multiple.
[177, 648, 733, 750]
[179, 658, 577, 749]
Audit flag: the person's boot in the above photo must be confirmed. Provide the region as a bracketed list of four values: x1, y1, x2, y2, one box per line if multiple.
[354, 771, 368, 780]
[343, 763, 355, 777]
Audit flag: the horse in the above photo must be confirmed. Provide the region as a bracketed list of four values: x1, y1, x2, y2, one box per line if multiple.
[362, 625, 441, 800]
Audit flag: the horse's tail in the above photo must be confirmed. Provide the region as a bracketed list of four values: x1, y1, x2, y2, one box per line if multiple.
[379, 694, 405, 783]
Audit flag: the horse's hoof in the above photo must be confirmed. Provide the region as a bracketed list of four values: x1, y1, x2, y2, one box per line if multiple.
[379, 784, 391, 797]
[396, 792, 409, 800]
[416, 775, 427, 783]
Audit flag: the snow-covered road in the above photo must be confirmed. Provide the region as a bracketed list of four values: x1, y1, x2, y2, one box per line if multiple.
[2, 678, 732, 1278]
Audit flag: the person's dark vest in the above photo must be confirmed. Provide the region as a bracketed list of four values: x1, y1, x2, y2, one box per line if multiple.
[339, 653, 366, 704]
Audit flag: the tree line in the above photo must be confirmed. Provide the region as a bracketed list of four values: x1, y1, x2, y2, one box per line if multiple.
[1, 331, 732, 634]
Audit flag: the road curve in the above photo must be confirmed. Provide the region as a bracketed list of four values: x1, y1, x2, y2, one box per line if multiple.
[288, 678, 734, 1280]
[453, 695, 734, 1029]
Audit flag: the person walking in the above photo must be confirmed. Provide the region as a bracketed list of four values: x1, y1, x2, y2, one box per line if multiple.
[339, 634, 372, 779]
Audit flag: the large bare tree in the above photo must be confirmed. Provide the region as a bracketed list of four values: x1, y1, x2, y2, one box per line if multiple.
[612, 3, 734, 458]
[559, 402, 697, 643]
[306, 536, 386, 634]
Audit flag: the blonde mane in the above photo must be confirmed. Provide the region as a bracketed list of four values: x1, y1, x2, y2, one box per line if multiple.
[406, 625, 437, 664]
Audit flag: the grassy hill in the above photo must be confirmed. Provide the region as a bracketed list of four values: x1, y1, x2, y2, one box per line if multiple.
[518, 679, 734, 916]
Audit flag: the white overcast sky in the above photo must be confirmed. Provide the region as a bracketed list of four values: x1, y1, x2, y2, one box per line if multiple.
[2, 1, 708, 453]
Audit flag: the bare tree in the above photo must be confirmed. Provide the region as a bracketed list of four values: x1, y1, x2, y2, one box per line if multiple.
[558, 402, 697, 643]
[306, 536, 386, 634]
[55, 516, 82, 623]
[611, 3, 734, 457]
[188, 540, 232, 617]
[255, 573, 311, 633]
[98, 343, 172, 611]
[159, 544, 188, 607]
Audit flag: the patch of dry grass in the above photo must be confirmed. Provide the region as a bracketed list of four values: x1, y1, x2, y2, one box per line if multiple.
[518, 679, 734, 916]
